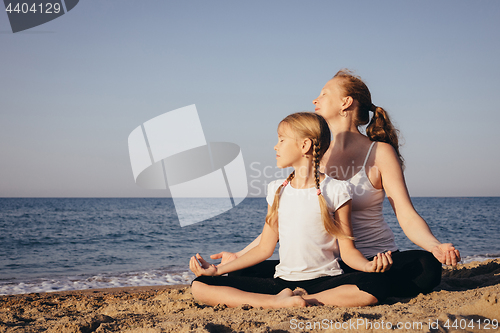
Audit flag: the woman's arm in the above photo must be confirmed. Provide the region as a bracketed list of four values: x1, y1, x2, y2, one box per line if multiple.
[336, 201, 393, 272]
[190, 206, 279, 276]
[374, 142, 461, 265]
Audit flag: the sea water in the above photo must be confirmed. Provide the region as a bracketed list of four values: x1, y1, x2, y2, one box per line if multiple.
[1, 197, 499, 295]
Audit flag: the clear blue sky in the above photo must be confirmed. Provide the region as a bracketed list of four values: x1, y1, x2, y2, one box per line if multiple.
[1, 1, 499, 197]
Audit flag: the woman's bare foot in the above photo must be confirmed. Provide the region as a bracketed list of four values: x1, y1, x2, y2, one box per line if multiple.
[271, 288, 307, 308]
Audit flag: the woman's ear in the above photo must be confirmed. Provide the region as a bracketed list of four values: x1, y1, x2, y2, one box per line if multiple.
[342, 96, 354, 110]
[301, 138, 312, 154]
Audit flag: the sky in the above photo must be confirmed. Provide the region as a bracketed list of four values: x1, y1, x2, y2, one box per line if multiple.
[1, 1, 499, 198]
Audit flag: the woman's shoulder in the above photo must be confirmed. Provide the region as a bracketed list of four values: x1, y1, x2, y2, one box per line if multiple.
[368, 141, 399, 159]
[370, 141, 402, 170]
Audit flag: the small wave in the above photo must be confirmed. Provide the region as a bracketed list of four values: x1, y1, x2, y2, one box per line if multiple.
[461, 253, 500, 264]
[0, 269, 196, 296]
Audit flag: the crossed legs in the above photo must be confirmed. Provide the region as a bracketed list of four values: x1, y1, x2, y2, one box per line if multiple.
[191, 281, 378, 308]
[191, 281, 306, 308]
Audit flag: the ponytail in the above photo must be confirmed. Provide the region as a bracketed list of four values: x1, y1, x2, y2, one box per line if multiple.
[367, 105, 404, 169]
[333, 69, 405, 169]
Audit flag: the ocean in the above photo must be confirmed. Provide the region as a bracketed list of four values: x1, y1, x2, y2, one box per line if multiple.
[1, 197, 499, 295]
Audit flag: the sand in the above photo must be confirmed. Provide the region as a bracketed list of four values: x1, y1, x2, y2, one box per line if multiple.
[1, 259, 499, 333]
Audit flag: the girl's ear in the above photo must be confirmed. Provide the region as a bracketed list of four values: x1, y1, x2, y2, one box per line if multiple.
[301, 138, 312, 154]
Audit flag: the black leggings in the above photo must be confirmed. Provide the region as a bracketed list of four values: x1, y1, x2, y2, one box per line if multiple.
[194, 270, 390, 302]
[228, 250, 442, 298]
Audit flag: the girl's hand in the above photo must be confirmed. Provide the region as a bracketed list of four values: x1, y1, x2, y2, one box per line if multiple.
[189, 253, 218, 277]
[364, 251, 393, 273]
[210, 251, 238, 267]
[431, 243, 461, 266]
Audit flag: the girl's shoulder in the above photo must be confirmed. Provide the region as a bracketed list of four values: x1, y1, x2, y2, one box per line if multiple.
[321, 176, 353, 211]
[267, 178, 286, 193]
[266, 179, 286, 206]
[322, 175, 352, 191]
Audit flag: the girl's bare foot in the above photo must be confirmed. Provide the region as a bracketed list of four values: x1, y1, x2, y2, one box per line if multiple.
[293, 287, 308, 296]
[272, 288, 307, 308]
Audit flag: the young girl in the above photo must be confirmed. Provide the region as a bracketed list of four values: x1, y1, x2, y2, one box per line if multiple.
[189, 112, 392, 308]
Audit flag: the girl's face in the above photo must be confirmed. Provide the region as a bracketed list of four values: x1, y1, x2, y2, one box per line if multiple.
[312, 78, 345, 121]
[274, 123, 303, 169]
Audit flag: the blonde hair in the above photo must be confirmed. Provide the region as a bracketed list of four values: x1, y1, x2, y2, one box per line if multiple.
[265, 112, 352, 238]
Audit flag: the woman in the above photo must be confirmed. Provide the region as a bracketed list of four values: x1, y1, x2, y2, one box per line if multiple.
[212, 69, 460, 297]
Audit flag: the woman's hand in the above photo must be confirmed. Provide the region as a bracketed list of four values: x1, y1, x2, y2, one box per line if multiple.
[431, 243, 461, 266]
[189, 253, 218, 277]
[364, 251, 393, 273]
[210, 251, 238, 267]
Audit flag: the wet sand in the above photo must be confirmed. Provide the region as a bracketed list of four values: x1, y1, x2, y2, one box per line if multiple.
[1, 259, 499, 332]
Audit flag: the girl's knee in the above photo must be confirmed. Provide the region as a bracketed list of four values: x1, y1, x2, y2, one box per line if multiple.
[190, 281, 207, 299]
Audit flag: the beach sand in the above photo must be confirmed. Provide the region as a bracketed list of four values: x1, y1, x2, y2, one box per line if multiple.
[1, 259, 499, 333]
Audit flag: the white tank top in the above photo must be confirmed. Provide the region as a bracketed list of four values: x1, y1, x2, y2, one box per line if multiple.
[347, 142, 398, 258]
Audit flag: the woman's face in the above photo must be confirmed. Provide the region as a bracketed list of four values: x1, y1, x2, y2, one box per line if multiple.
[312, 78, 345, 121]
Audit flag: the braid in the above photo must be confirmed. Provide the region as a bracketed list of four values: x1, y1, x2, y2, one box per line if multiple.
[265, 171, 295, 230]
[313, 139, 321, 190]
[314, 138, 353, 239]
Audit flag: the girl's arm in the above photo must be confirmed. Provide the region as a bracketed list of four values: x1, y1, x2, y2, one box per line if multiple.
[190, 206, 279, 276]
[210, 234, 262, 266]
[374, 142, 461, 265]
[336, 201, 393, 272]
[235, 234, 262, 257]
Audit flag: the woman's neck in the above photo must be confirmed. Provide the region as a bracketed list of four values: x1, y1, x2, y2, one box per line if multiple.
[328, 116, 363, 150]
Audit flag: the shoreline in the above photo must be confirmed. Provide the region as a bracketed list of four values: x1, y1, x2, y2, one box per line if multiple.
[2, 254, 499, 297]
[1, 260, 499, 332]
[33, 284, 190, 297]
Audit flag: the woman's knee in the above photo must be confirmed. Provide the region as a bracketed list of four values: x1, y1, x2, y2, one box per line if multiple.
[419, 251, 443, 277]
[419, 252, 442, 283]
[362, 293, 379, 306]
[343, 286, 379, 306]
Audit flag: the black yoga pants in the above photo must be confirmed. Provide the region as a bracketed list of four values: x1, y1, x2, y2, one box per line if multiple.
[194, 270, 390, 302]
[228, 250, 442, 298]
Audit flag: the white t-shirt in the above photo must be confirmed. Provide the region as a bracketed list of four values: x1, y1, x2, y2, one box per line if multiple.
[266, 176, 352, 281]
